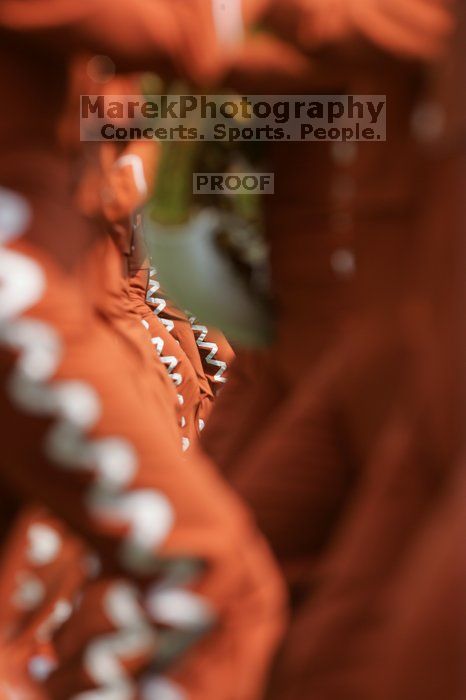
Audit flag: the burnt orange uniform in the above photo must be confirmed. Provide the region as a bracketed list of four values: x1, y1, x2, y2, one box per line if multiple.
[67, 62, 185, 445]
[93, 133, 234, 443]
[203, 0, 455, 551]
[97, 139, 234, 443]
[204, 0, 455, 465]
[0, 2, 286, 698]
[202, 0, 462, 697]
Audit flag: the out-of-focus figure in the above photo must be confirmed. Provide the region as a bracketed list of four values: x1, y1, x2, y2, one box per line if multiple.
[201, 0, 464, 697]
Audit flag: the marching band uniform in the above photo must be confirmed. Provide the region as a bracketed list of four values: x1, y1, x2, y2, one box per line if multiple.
[203, 0, 462, 696]
[90, 127, 234, 442]
[204, 0, 454, 464]
[0, 1, 286, 697]
[203, 0, 456, 553]
[101, 136, 234, 441]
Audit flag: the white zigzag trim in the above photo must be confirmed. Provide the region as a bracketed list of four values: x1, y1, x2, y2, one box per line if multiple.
[191, 323, 227, 384]
[141, 320, 184, 411]
[146, 270, 174, 333]
[150, 337, 182, 387]
[0, 189, 211, 694]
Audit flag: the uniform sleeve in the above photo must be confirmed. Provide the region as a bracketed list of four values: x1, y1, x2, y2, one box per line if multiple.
[0, 257, 285, 699]
[97, 140, 217, 442]
[0, 181, 286, 698]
